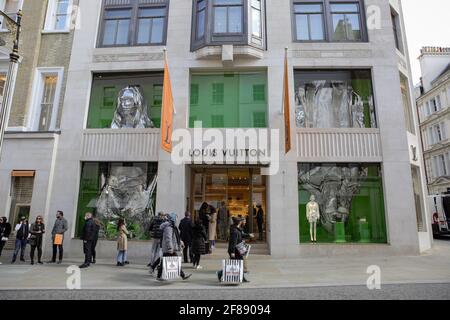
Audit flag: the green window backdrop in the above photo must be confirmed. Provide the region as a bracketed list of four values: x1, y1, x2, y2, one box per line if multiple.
[298, 163, 387, 244]
[87, 72, 163, 128]
[76, 162, 158, 240]
[189, 72, 268, 128]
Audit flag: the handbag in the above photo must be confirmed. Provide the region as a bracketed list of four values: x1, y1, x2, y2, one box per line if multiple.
[235, 241, 249, 256]
[221, 259, 243, 283]
[29, 235, 37, 247]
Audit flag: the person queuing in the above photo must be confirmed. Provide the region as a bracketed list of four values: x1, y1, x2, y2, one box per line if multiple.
[208, 205, 217, 250]
[79, 212, 96, 269]
[29, 216, 45, 265]
[256, 204, 264, 241]
[191, 219, 207, 269]
[217, 216, 254, 283]
[217, 202, 229, 241]
[91, 218, 102, 264]
[199, 202, 210, 235]
[116, 218, 129, 267]
[0, 217, 12, 263]
[48, 210, 68, 264]
[179, 211, 193, 264]
[148, 212, 166, 273]
[154, 213, 191, 281]
[12, 216, 29, 263]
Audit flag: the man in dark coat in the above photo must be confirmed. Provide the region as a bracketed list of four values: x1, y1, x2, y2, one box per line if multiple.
[0, 217, 12, 259]
[218, 216, 254, 283]
[79, 212, 96, 268]
[256, 204, 264, 241]
[178, 211, 193, 263]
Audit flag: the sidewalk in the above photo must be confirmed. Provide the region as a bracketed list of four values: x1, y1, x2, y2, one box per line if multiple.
[1, 240, 450, 290]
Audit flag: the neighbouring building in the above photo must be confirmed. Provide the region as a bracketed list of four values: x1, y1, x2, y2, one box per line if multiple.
[0, 0, 432, 259]
[0, 0, 78, 247]
[417, 47, 450, 195]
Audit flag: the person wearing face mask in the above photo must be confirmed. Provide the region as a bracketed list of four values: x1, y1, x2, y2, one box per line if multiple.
[79, 212, 96, 269]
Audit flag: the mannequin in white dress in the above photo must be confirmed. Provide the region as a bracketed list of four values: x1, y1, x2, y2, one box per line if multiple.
[306, 195, 320, 243]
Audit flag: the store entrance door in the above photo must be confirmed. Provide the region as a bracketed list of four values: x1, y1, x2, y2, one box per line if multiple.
[190, 167, 267, 243]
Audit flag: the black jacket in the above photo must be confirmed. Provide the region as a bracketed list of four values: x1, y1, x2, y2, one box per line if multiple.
[16, 223, 29, 240]
[228, 225, 251, 256]
[81, 218, 96, 241]
[0, 222, 11, 238]
[178, 217, 193, 244]
[30, 223, 45, 239]
[191, 224, 207, 255]
[149, 216, 165, 239]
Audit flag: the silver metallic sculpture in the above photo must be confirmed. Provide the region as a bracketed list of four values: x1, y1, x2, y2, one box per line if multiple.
[295, 80, 369, 128]
[299, 165, 368, 233]
[111, 86, 154, 129]
[96, 167, 158, 232]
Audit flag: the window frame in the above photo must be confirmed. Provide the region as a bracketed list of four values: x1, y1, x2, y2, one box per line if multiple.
[28, 67, 64, 132]
[291, 0, 368, 43]
[211, 0, 245, 36]
[191, 0, 266, 51]
[97, 0, 169, 48]
[43, 0, 73, 33]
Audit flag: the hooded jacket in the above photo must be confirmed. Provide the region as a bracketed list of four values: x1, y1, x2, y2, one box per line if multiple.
[160, 221, 181, 254]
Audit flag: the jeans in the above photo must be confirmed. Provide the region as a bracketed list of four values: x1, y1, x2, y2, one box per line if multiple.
[12, 239, 27, 261]
[117, 250, 127, 264]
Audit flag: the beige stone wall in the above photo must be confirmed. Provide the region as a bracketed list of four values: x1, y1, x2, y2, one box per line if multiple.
[8, 0, 77, 129]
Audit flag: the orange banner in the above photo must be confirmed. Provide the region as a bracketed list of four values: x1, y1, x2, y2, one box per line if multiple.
[161, 51, 174, 153]
[283, 49, 292, 154]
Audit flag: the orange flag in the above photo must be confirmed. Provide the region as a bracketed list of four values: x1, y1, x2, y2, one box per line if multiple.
[283, 48, 292, 154]
[161, 50, 174, 153]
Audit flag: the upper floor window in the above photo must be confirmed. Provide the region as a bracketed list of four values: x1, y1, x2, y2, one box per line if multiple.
[29, 68, 64, 132]
[44, 0, 72, 32]
[391, 8, 403, 53]
[189, 72, 267, 128]
[87, 72, 163, 129]
[294, 69, 376, 128]
[99, 0, 169, 47]
[428, 122, 447, 146]
[191, 0, 266, 51]
[0, 0, 23, 29]
[292, 0, 367, 42]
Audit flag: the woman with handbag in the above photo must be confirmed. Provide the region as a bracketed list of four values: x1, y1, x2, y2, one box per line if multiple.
[29, 216, 45, 265]
[191, 219, 207, 269]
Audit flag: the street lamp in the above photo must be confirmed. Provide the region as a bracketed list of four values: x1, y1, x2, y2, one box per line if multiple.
[0, 10, 22, 158]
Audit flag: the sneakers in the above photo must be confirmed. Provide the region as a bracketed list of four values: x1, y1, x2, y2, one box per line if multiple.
[116, 262, 123, 267]
[46, 260, 56, 264]
[79, 264, 89, 269]
[196, 265, 203, 270]
[57, 261, 62, 265]
[124, 261, 130, 265]
[38, 261, 43, 265]
[182, 274, 192, 280]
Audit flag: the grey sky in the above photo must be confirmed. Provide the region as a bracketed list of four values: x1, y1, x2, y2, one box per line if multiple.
[401, 0, 450, 84]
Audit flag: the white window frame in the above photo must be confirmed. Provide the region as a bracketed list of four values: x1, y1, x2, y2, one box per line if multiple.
[27, 67, 64, 132]
[43, 0, 73, 33]
[0, 0, 24, 32]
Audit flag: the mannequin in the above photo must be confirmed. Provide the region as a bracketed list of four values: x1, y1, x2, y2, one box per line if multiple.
[306, 195, 320, 243]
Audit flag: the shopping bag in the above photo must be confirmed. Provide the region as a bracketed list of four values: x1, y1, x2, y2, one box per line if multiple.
[221, 259, 243, 284]
[54, 234, 63, 245]
[236, 241, 249, 256]
[161, 256, 181, 280]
